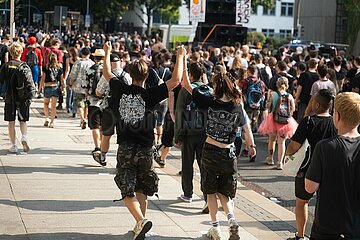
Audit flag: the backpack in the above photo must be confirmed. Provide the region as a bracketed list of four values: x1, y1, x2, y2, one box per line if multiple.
[273, 92, 291, 124]
[152, 67, 169, 105]
[258, 67, 270, 87]
[25, 47, 39, 67]
[184, 83, 212, 133]
[85, 62, 103, 97]
[246, 78, 264, 109]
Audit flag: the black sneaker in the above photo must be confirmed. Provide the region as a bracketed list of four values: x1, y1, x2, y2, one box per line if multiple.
[155, 156, 165, 168]
[92, 149, 104, 166]
[287, 234, 305, 240]
[201, 202, 209, 214]
[56, 105, 63, 110]
[100, 152, 107, 166]
[81, 121, 87, 129]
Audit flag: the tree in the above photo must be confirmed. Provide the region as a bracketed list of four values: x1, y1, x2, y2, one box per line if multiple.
[343, 0, 360, 47]
[251, 0, 276, 9]
[136, 0, 182, 35]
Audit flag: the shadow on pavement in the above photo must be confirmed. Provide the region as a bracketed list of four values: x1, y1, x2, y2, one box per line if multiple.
[0, 165, 116, 175]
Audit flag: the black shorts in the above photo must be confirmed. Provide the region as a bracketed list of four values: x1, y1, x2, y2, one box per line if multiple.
[4, 102, 30, 122]
[295, 171, 314, 201]
[101, 108, 117, 136]
[154, 102, 168, 127]
[88, 106, 101, 129]
[161, 112, 174, 147]
[114, 142, 159, 198]
[201, 142, 238, 198]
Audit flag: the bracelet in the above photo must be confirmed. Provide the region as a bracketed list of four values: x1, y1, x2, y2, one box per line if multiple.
[250, 145, 256, 148]
[183, 69, 187, 72]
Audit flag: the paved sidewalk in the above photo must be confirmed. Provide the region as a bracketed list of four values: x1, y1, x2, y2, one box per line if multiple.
[0, 100, 297, 240]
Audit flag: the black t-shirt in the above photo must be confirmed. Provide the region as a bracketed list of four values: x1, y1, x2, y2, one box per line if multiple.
[0, 43, 8, 67]
[335, 67, 347, 81]
[193, 89, 247, 144]
[146, 67, 172, 89]
[291, 115, 337, 172]
[298, 71, 319, 104]
[269, 72, 296, 93]
[109, 77, 169, 146]
[43, 67, 63, 83]
[306, 136, 360, 239]
[351, 71, 360, 92]
[343, 68, 358, 92]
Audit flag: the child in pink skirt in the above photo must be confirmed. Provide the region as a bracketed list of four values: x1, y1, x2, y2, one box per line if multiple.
[259, 77, 298, 169]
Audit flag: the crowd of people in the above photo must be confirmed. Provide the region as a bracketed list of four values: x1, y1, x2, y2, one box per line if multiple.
[0, 28, 359, 240]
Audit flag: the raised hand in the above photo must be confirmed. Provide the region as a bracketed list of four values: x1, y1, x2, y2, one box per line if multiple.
[103, 41, 112, 53]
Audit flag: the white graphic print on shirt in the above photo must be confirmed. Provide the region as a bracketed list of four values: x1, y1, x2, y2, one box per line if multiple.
[206, 107, 238, 143]
[119, 94, 145, 125]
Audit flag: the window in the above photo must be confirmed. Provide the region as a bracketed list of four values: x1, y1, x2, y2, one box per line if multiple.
[248, 28, 257, 32]
[262, 28, 275, 37]
[279, 29, 292, 38]
[252, 5, 258, 15]
[281, 2, 294, 16]
[263, 6, 275, 16]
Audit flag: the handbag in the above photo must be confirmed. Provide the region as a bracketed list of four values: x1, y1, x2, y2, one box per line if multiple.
[283, 139, 310, 176]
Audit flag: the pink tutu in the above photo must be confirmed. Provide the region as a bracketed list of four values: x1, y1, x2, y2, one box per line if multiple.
[259, 112, 298, 139]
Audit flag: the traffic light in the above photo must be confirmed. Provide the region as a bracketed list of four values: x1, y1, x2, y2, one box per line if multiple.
[14, 0, 23, 24]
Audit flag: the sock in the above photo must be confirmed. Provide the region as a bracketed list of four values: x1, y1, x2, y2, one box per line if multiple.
[212, 221, 220, 228]
[95, 147, 101, 151]
[227, 213, 235, 221]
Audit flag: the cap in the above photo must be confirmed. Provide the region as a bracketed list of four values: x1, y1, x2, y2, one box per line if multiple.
[28, 36, 37, 44]
[110, 53, 120, 62]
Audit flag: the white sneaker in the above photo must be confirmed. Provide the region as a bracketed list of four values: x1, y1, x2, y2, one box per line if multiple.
[8, 145, 19, 153]
[21, 136, 30, 152]
[228, 219, 240, 240]
[207, 227, 222, 240]
[133, 219, 152, 240]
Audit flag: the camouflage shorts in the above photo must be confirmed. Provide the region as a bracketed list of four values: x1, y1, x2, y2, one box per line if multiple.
[200, 142, 238, 199]
[114, 142, 159, 198]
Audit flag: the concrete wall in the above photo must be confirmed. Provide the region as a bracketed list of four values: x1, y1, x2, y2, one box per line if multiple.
[245, 0, 295, 35]
[298, 0, 337, 42]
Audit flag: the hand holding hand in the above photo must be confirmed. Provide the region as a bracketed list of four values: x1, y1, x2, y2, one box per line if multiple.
[177, 46, 186, 57]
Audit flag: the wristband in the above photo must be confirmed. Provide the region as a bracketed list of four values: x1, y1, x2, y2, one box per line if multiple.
[250, 145, 256, 148]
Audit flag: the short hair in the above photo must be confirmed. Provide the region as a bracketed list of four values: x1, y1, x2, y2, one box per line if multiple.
[247, 65, 257, 75]
[129, 59, 148, 81]
[9, 42, 23, 58]
[334, 92, 360, 128]
[314, 89, 334, 111]
[189, 62, 205, 81]
[308, 58, 318, 69]
[354, 56, 360, 66]
[51, 38, 61, 46]
[268, 57, 277, 67]
[298, 62, 307, 72]
[81, 47, 91, 56]
[317, 64, 328, 78]
[203, 51, 210, 59]
[277, 61, 287, 71]
[191, 52, 201, 62]
[276, 76, 289, 90]
[333, 56, 342, 66]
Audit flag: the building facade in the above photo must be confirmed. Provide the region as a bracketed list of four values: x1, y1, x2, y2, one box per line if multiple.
[245, 0, 295, 38]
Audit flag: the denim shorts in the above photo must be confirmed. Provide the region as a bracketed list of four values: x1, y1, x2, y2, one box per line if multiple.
[44, 86, 60, 98]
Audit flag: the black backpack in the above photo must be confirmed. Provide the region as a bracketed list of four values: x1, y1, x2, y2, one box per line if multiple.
[85, 63, 103, 97]
[25, 47, 39, 67]
[273, 92, 291, 124]
[6, 62, 35, 102]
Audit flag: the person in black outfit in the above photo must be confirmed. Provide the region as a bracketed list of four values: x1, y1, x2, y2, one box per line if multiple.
[305, 92, 360, 240]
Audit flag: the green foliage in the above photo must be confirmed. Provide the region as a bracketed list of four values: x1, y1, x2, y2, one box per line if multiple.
[265, 36, 289, 48]
[247, 31, 266, 44]
[343, 0, 360, 46]
[252, 0, 276, 9]
[159, 5, 180, 24]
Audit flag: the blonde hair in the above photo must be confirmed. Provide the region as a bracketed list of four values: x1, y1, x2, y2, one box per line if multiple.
[47, 52, 61, 69]
[334, 92, 360, 128]
[129, 59, 148, 81]
[232, 56, 243, 69]
[277, 76, 289, 90]
[9, 42, 23, 58]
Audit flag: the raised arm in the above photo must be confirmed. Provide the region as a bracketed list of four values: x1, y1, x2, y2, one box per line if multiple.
[165, 46, 186, 91]
[181, 54, 193, 95]
[103, 41, 115, 82]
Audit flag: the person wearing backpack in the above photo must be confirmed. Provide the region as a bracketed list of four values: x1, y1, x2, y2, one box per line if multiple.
[0, 43, 35, 153]
[239, 65, 266, 133]
[21, 36, 43, 94]
[37, 52, 65, 128]
[174, 62, 208, 209]
[259, 77, 298, 169]
[84, 49, 106, 164]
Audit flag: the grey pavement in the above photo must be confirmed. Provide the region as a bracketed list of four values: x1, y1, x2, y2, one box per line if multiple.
[0, 99, 299, 240]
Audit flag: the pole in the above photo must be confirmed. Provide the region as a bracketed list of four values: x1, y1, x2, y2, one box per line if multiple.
[59, 6, 62, 32]
[10, 0, 14, 39]
[28, 0, 30, 26]
[296, 0, 301, 39]
[86, 0, 89, 32]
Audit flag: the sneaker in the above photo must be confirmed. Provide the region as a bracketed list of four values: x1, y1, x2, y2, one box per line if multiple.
[100, 152, 107, 166]
[154, 156, 165, 168]
[277, 162, 283, 170]
[240, 149, 249, 157]
[207, 227, 222, 240]
[265, 156, 274, 165]
[92, 149, 105, 166]
[201, 202, 209, 214]
[133, 218, 152, 240]
[72, 113, 76, 118]
[49, 122, 54, 128]
[287, 234, 305, 240]
[81, 121, 87, 129]
[21, 136, 30, 152]
[228, 219, 240, 240]
[8, 145, 19, 153]
[56, 104, 63, 110]
[44, 120, 49, 127]
[178, 194, 192, 203]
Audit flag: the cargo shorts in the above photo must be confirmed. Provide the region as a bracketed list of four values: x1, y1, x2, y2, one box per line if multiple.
[200, 142, 238, 199]
[114, 142, 159, 198]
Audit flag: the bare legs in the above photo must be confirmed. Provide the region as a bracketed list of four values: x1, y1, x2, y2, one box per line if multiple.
[295, 198, 309, 237]
[124, 193, 148, 222]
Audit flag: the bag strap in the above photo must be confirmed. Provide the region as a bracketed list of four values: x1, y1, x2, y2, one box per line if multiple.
[161, 68, 168, 80]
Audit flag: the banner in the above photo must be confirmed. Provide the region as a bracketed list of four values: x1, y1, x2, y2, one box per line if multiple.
[190, 0, 206, 23]
[236, 0, 251, 25]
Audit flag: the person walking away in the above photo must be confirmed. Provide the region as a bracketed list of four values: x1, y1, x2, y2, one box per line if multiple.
[37, 52, 65, 128]
[259, 77, 298, 169]
[305, 92, 360, 240]
[63, 47, 79, 116]
[174, 62, 208, 207]
[21, 36, 42, 95]
[102, 42, 185, 240]
[182, 63, 256, 239]
[69, 47, 94, 129]
[285, 89, 337, 240]
[0, 42, 35, 153]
